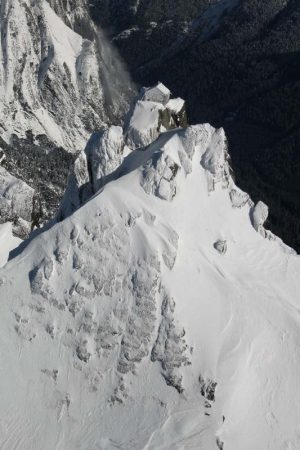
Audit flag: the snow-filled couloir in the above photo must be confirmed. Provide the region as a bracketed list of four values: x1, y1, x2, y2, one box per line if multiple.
[0, 85, 300, 450]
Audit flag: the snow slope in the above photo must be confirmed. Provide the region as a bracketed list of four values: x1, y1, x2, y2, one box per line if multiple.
[0, 91, 300, 449]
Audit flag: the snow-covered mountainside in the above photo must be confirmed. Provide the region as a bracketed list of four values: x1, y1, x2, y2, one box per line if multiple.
[0, 85, 299, 449]
[0, 0, 104, 149]
[0, 0, 134, 148]
[0, 0, 135, 236]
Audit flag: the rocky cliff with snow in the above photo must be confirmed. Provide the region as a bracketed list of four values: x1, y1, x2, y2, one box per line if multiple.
[0, 0, 104, 149]
[0, 0, 135, 236]
[0, 84, 299, 449]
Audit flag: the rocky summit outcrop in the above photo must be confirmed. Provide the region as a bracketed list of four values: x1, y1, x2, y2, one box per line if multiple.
[125, 83, 187, 149]
[59, 83, 188, 219]
[58, 125, 124, 219]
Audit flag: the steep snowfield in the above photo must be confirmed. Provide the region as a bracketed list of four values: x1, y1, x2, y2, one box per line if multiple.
[0, 90, 300, 449]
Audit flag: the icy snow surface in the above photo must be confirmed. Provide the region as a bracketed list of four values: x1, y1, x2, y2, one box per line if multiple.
[0, 98, 300, 449]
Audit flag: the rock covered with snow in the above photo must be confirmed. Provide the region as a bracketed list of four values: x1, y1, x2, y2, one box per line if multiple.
[229, 187, 251, 208]
[125, 99, 165, 149]
[59, 126, 125, 219]
[200, 127, 231, 191]
[140, 82, 171, 105]
[213, 240, 227, 254]
[0, 0, 108, 151]
[0, 0, 135, 156]
[0, 166, 35, 238]
[85, 126, 124, 190]
[251, 201, 269, 234]
[125, 83, 188, 149]
[166, 97, 188, 128]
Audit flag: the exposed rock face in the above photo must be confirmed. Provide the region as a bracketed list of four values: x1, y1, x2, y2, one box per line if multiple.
[0, 0, 137, 232]
[251, 200, 269, 238]
[59, 126, 124, 219]
[85, 126, 124, 191]
[0, 166, 36, 238]
[0, 133, 75, 228]
[60, 83, 189, 217]
[165, 97, 188, 128]
[229, 187, 251, 209]
[213, 240, 227, 255]
[199, 375, 218, 403]
[141, 83, 170, 105]
[151, 290, 191, 393]
[47, 0, 95, 38]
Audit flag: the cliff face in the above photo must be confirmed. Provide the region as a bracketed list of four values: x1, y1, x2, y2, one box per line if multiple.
[0, 0, 106, 150]
[0, 0, 135, 235]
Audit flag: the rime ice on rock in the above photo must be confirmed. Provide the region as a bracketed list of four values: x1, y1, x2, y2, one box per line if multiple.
[59, 126, 124, 219]
[85, 126, 124, 192]
[230, 188, 251, 208]
[200, 127, 231, 191]
[248, 200, 294, 252]
[199, 375, 218, 403]
[125, 83, 187, 150]
[166, 98, 188, 128]
[251, 201, 269, 236]
[0, 0, 107, 150]
[151, 290, 191, 393]
[140, 82, 171, 105]
[125, 100, 165, 149]
[0, 166, 35, 238]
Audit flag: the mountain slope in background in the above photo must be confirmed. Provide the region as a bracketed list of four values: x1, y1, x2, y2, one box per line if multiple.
[91, 0, 300, 252]
[0, 0, 135, 235]
[0, 0, 104, 149]
[0, 86, 299, 449]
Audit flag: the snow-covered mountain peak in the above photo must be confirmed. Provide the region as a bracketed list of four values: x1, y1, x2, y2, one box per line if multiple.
[0, 85, 299, 449]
